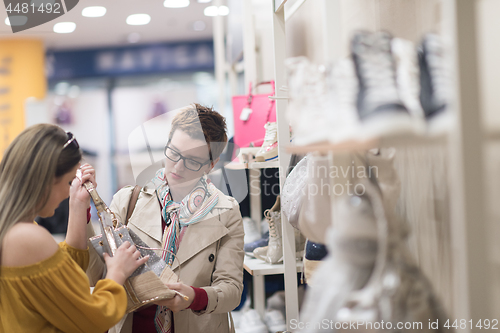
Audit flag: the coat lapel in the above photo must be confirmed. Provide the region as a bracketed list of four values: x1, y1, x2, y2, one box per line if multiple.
[128, 186, 163, 244]
[129, 185, 235, 270]
[170, 210, 229, 271]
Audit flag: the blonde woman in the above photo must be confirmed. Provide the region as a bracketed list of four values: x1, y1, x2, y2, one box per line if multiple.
[0, 124, 148, 333]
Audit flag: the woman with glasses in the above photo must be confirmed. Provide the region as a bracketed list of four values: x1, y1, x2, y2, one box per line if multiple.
[87, 104, 244, 333]
[0, 124, 149, 333]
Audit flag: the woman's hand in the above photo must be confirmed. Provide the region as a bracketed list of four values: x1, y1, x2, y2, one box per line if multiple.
[70, 163, 96, 208]
[154, 283, 195, 312]
[65, 164, 97, 249]
[104, 241, 149, 285]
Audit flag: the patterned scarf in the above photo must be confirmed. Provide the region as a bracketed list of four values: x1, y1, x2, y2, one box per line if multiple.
[151, 168, 219, 333]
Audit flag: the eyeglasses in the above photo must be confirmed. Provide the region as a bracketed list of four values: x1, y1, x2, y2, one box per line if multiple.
[164, 146, 212, 171]
[63, 132, 80, 150]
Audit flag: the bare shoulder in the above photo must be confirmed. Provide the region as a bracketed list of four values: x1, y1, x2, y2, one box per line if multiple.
[1, 223, 59, 267]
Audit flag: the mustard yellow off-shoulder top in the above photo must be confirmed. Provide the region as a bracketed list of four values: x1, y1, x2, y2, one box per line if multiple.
[0, 241, 127, 333]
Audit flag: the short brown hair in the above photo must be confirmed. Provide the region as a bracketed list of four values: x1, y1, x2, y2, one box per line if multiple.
[168, 104, 228, 161]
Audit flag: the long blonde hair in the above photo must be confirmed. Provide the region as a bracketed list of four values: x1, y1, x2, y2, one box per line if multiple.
[0, 124, 82, 252]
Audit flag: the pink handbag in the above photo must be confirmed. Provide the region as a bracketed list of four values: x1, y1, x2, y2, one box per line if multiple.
[232, 81, 277, 148]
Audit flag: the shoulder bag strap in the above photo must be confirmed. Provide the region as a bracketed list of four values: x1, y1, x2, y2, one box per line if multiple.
[125, 185, 141, 226]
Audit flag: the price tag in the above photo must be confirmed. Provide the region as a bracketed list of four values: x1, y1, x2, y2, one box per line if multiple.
[240, 107, 252, 121]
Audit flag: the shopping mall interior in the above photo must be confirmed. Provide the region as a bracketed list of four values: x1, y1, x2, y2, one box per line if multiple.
[0, 1, 499, 332]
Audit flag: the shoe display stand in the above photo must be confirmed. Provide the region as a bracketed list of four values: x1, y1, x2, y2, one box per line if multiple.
[287, 133, 448, 155]
[276, 0, 494, 330]
[232, 159, 301, 320]
[243, 256, 303, 320]
[215, 0, 497, 330]
[224, 160, 280, 171]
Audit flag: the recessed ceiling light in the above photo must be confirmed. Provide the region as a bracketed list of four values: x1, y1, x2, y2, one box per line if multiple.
[197, 0, 212, 3]
[53, 22, 76, 33]
[82, 6, 107, 18]
[127, 32, 141, 43]
[164, 0, 190, 8]
[126, 14, 151, 26]
[204, 6, 218, 16]
[192, 20, 206, 31]
[218, 5, 229, 16]
[4, 18, 10, 26]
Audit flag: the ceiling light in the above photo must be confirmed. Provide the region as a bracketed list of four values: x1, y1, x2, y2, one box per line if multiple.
[53, 22, 76, 33]
[218, 5, 229, 16]
[126, 14, 151, 26]
[204, 6, 218, 16]
[4, 18, 10, 26]
[164, 0, 190, 8]
[82, 6, 107, 18]
[197, 0, 212, 3]
[192, 20, 206, 31]
[127, 32, 141, 43]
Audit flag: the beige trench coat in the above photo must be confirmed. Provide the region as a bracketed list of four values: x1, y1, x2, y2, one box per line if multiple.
[86, 184, 244, 333]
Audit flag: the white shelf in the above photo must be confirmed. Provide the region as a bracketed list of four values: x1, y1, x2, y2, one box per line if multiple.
[243, 255, 303, 276]
[224, 160, 280, 170]
[287, 133, 448, 154]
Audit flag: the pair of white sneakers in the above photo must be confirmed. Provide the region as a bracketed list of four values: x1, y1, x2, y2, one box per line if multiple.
[286, 32, 452, 147]
[234, 292, 287, 333]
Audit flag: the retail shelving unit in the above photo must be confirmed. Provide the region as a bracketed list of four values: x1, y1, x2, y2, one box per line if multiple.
[270, 0, 300, 329]
[217, 0, 496, 331]
[227, 159, 296, 320]
[243, 256, 303, 319]
[269, 1, 494, 332]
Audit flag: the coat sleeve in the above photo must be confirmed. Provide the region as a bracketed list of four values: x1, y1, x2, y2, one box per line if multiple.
[197, 198, 245, 314]
[86, 186, 134, 286]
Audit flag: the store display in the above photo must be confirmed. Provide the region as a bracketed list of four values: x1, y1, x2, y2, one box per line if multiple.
[297, 154, 332, 244]
[352, 31, 418, 138]
[285, 30, 454, 148]
[232, 81, 277, 149]
[299, 177, 449, 332]
[244, 230, 269, 255]
[263, 309, 287, 332]
[418, 33, 452, 134]
[253, 231, 305, 263]
[282, 154, 308, 230]
[391, 37, 426, 123]
[238, 309, 268, 333]
[243, 217, 261, 244]
[255, 196, 282, 263]
[303, 240, 328, 285]
[255, 122, 279, 162]
[266, 291, 286, 317]
[285, 57, 337, 146]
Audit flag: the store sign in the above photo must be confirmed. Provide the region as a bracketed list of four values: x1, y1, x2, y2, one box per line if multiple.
[47, 41, 214, 80]
[0, 40, 46, 158]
